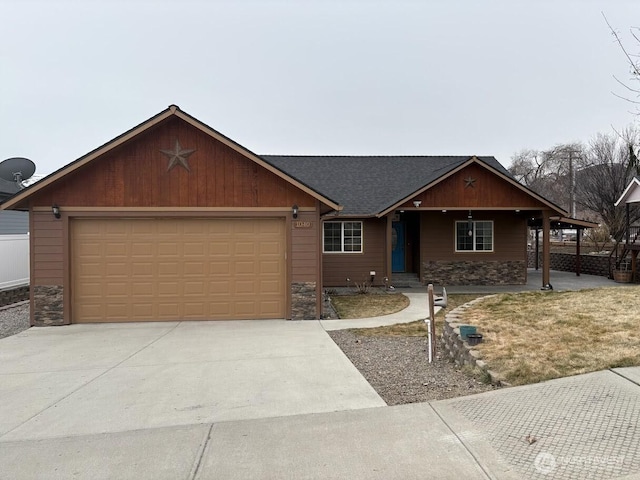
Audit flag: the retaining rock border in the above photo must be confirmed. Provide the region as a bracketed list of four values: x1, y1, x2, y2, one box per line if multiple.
[441, 295, 510, 386]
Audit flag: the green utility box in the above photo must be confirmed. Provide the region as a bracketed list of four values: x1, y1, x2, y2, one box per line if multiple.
[459, 325, 477, 340]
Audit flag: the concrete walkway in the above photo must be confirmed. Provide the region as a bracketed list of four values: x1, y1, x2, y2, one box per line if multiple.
[2, 272, 640, 479]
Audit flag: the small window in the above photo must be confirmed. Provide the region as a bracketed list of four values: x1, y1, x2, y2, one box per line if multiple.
[456, 220, 493, 252]
[323, 221, 363, 253]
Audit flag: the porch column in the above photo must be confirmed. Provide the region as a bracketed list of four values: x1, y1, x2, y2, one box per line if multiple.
[542, 210, 551, 288]
[575, 228, 581, 276]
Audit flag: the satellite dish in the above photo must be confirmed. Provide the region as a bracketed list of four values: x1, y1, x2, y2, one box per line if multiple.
[0, 157, 36, 188]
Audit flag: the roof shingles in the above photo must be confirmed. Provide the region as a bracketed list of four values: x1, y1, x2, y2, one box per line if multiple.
[262, 155, 508, 216]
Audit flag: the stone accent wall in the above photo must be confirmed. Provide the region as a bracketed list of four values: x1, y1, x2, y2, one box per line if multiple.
[441, 297, 507, 386]
[33, 285, 64, 326]
[0, 285, 29, 307]
[291, 282, 317, 320]
[527, 251, 613, 278]
[423, 260, 526, 286]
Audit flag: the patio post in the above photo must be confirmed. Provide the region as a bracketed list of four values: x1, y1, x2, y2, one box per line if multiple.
[542, 210, 551, 288]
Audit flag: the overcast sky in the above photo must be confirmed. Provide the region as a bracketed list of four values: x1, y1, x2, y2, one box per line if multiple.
[1, 0, 639, 177]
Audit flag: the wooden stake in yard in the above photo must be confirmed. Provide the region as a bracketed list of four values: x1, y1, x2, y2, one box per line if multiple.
[427, 283, 436, 360]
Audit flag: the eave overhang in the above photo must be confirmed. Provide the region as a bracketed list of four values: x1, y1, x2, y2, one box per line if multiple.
[0, 105, 342, 213]
[376, 156, 568, 218]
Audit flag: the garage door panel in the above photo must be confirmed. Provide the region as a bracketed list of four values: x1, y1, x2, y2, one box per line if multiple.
[105, 283, 128, 296]
[106, 263, 129, 277]
[158, 282, 179, 295]
[209, 242, 230, 255]
[131, 243, 154, 256]
[157, 243, 179, 256]
[131, 262, 154, 277]
[158, 262, 180, 276]
[72, 218, 285, 322]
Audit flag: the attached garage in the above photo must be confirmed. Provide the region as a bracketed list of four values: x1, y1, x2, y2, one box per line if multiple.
[71, 217, 286, 322]
[0, 105, 340, 326]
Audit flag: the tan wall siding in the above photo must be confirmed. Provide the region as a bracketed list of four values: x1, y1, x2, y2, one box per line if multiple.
[291, 211, 319, 282]
[323, 218, 387, 287]
[420, 210, 527, 263]
[31, 210, 64, 285]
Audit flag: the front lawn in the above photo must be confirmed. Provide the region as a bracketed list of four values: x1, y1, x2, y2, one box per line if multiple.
[461, 286, 640, 385]
[331, 293, 410, 318]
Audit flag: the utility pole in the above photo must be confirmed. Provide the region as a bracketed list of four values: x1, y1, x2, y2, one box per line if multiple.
[569, 149, 576, 218]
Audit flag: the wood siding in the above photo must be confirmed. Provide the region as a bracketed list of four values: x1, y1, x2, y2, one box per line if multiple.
[402, 164, 547, 209]
[291, 210, 319, 282]
[323, 218, 387, 286]
[420, 210, 527, 263]
[31, 210, 64, 285]
[28, 117, 316, 209]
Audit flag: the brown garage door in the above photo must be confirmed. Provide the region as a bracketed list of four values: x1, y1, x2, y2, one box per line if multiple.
[71, 217, 286, 323]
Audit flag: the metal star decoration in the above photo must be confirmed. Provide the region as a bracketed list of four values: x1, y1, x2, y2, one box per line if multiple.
[464, 176, 476, 188]
[160, 140, 195, 172]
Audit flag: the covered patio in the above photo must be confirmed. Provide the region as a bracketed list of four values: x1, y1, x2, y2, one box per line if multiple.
[442, 268, 619, 294]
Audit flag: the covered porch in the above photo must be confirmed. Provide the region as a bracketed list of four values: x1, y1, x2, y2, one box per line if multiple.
[388, 208, 598, 290]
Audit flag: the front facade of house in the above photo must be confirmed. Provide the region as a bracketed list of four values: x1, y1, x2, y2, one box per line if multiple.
[1, 106, 566, 325]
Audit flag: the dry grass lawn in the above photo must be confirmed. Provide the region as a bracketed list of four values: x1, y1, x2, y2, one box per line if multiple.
[331, 293, 410, 319]
[463, 286, 640, 385]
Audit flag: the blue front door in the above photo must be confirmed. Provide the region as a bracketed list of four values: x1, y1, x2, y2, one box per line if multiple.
[392, 221, 405, 272]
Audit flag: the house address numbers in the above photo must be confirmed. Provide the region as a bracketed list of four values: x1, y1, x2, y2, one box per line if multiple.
[294, 220, 313, 228]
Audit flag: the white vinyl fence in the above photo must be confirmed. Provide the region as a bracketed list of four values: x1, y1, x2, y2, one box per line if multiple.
[0, 234, 29, 289]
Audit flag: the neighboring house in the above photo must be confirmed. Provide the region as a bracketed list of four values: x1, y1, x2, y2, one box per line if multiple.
[0, 181, 29, 289]
[614, 176, 640, 277]
[0, 105, 569, 325]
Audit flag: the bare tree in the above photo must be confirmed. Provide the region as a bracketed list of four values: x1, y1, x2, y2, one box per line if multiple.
[575, 128, 640, 240]
[603, 13, 640, 114]
[509, 143, 584, 214]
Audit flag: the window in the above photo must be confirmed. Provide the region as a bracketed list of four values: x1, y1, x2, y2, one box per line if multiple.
[323, 221, 363, 253]
[456, 220, 493, 252]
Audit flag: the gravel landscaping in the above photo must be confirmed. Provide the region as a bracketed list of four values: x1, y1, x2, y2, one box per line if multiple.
[329, 329, 497, 404]
[0, 302, 30, 339]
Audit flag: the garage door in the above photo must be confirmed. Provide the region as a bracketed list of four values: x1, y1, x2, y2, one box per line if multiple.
[71, 218, 286, 323]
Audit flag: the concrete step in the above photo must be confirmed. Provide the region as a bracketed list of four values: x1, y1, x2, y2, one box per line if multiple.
[391, 273, 423, 288]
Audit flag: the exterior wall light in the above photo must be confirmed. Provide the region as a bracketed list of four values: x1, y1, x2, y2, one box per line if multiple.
[413, 200, 422, 208]
[292, 204, 299, 219]
[52, 204, 61, 219]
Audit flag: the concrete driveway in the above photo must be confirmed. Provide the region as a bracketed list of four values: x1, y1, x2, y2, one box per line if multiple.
[0, 320, 385, 442]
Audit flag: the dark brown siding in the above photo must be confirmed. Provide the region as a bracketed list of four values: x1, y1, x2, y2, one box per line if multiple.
[420, 210, 527, 263]
[323, 218, 387, 287]
[402, 164, 547, 209]
[28, 117, 316, 209]
[31, 210, 64, 285]
[291, 210, 319, 282]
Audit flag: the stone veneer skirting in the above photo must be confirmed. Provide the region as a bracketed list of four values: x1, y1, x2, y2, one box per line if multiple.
[423, 260, 526, 286]
[291, 281, 317, 320]
[441, 296, 507, 386]
[33, 285, 65, 326]
[0, 285, 29, 308]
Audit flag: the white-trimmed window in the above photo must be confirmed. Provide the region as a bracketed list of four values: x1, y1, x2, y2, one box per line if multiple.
[455, 220, 493, 252]
[323, 221, 363, 253]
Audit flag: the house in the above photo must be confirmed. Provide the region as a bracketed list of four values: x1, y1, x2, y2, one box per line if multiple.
[0, 105, 568, 325]
[614, 176, 640, 279]
[0, 179, 29, 290]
